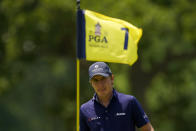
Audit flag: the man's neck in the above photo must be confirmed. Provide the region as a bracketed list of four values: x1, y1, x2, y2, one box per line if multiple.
[97, 91, 113, 108]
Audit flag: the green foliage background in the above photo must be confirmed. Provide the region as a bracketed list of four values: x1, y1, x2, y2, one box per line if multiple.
[0, 0, 196, 130]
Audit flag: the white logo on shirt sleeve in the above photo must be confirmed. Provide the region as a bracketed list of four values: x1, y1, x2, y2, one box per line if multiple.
[143, 113, 148, 119]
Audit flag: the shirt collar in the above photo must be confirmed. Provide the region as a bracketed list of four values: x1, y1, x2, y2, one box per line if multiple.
[92, 88, 117, 103]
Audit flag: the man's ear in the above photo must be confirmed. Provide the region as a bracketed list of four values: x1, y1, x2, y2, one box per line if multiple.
[111, 74, 114, 85]
[111, 74, 114, 80]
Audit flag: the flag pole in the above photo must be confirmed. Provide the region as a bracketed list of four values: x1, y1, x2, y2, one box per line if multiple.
[77, 0, 80, 10]
[76, 1, 80, 131]
[76, 59, 80, 131]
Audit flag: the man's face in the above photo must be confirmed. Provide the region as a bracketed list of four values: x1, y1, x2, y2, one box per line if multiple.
[90, 75, 114, 97]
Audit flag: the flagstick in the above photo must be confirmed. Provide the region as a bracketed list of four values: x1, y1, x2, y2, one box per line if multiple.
[77, 0, 80, 10]
[76, 59, 80, 131]
[76, 1, 80, 131]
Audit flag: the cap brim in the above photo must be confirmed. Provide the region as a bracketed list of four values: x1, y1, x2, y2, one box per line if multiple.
[90, 73, 109, 80]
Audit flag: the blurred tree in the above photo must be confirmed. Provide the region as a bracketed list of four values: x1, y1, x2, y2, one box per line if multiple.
[0, 0, 76, 130]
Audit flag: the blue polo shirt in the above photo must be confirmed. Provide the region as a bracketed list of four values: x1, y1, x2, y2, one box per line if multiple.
[80, 89, 150, 131]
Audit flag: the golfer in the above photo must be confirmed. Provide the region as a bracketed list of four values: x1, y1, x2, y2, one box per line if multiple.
[80, 62, 154, 131]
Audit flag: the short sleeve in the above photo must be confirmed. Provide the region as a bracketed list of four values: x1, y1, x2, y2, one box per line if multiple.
[80, 108, 90, 131]
[131, 96, 150, 128]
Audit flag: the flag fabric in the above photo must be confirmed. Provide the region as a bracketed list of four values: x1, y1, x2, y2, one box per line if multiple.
[77, 9, 142, 66]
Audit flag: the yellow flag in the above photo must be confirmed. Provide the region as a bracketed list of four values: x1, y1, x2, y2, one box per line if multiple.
[77, 9, 142, 66]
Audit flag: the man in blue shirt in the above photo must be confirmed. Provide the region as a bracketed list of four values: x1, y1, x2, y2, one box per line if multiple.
[80, 62, 154, 131]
